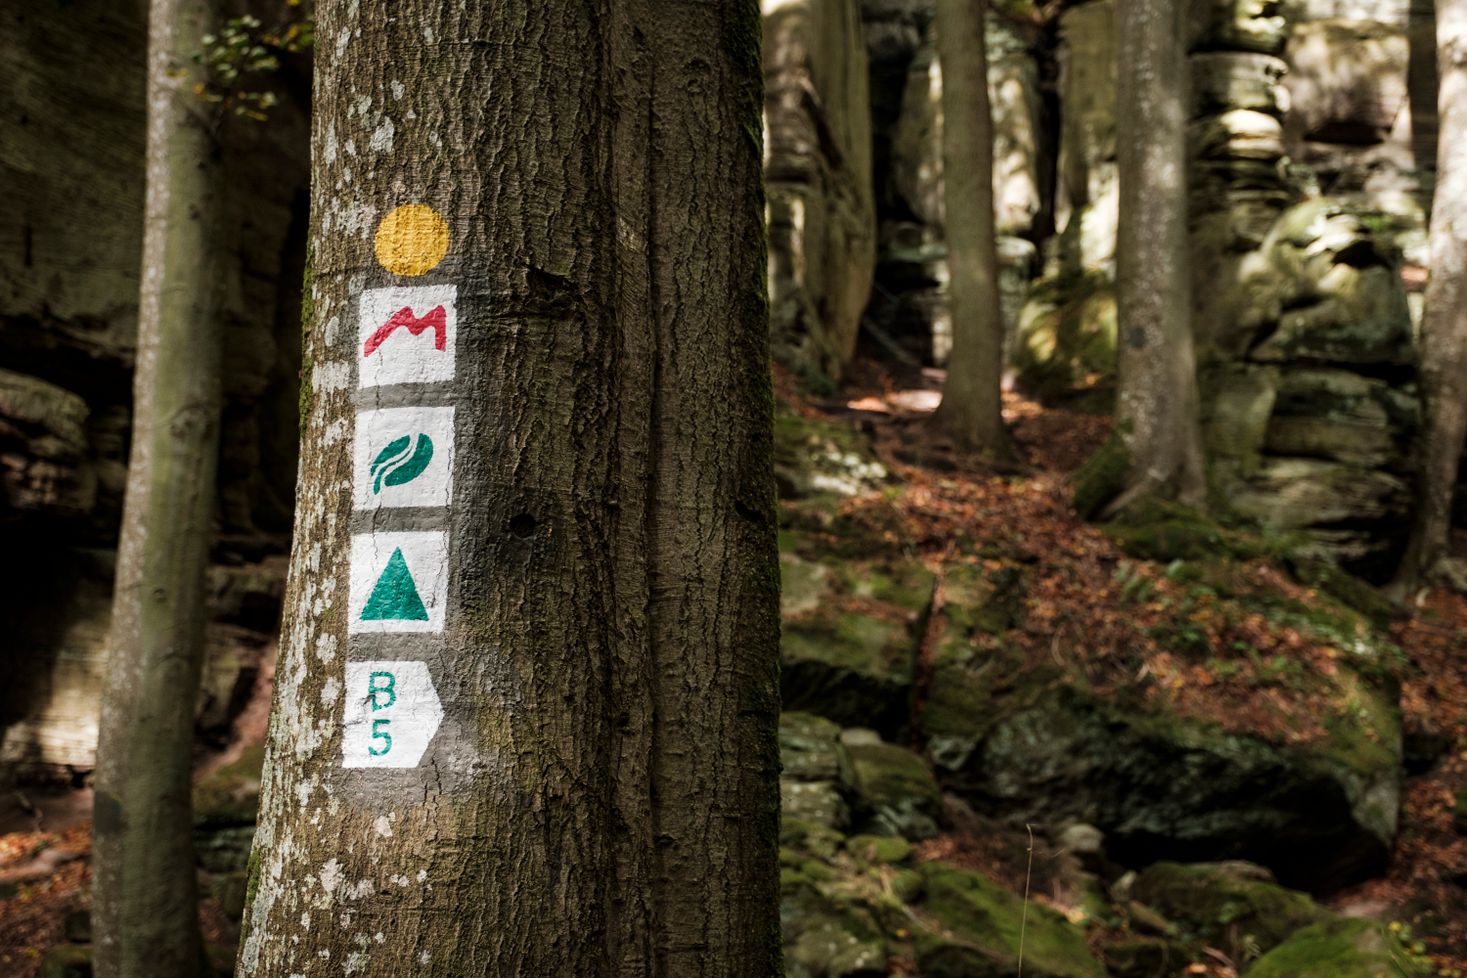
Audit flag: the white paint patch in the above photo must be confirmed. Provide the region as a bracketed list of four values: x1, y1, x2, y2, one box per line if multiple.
[347, 531, 449, 633]
[352, 406, 455, 511]
[358, 285, 457, 388]
[341, 660, 444, 768]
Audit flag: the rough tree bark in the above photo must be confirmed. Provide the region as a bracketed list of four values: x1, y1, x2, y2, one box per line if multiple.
[1077, 0, 1206, 516]
[236, 2, 781, 977]
[92, 0, 221, 975]
[932, 0, 1013, 458]
[1394, 0, 1467, 595]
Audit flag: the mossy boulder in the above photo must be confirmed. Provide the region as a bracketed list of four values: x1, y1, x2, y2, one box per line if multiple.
[921, 565, 1028, 771]
[780, 549, 932, 738]
[782, 880, 889, 978]
[774, 409, 888, 501]
[781, 713, 850, 830]
[931, 677, 1400, 891]
[839, 730, 942, 840]
[915, 865, 1105, 978]
[1131, 861, 1329, 961]
[782, 711, 845, 781]
[1244, 919, 1432, 978]
[1012, 273, 1116, 400]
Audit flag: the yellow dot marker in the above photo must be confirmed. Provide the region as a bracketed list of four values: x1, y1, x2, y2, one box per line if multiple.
[374, 203, 450, 276]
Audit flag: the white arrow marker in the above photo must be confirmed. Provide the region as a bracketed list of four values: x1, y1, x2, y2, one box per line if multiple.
[342, 661, 444, 768]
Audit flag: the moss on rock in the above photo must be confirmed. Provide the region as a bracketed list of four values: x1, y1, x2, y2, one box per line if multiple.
[1131, 861, 1328, 961]
[839, 731, 942, 840]
[916, 864, 1105, 978]
[1244, 918, 1432, 978]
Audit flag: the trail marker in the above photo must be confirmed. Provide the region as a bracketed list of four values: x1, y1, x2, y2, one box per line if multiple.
[359, 285, 457, 388]
[353, 406, 455, 510]
[341, 661, 444, 768]
[349, 532, 449, 633]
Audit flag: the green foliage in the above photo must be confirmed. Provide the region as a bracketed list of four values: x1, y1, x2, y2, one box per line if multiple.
[195, 4, 314, 122]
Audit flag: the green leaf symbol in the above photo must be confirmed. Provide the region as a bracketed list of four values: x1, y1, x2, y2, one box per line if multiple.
[370, 433, 434, 494]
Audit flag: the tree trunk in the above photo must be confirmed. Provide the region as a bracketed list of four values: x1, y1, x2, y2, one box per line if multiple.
[1394, 0, 1467, 594]
[236, 2, 781, 977]
[92, 0, 221, 975]
[1092, 0, 1206, 514]
[933, 0, 1012, 457]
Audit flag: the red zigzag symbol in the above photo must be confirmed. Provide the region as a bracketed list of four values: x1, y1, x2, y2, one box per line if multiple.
[363, 305, 448, 358]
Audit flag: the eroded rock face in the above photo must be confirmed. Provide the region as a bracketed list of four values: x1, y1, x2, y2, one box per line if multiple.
[765, 0, 878, 383]
[863, 1, 1044, 365]
[0, 369, 94, 519]
[1011, 0, 1426, 569]
[0, 1, 305, 777]
[1201, 200, 1418, 568]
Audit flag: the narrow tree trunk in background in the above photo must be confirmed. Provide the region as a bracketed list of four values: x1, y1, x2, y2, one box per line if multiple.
[1098, 0, 1206, 514]
[92, 0, 221, 975]
[236, 2, 780, 976]
[933, 0, 1013, 458]
[1394, 0, 1467, 595]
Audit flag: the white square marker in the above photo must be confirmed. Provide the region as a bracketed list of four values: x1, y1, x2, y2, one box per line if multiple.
[348, 531, 449, 634]
[341, 660, 444, 768]
[358, 284, 457, 388]
[353, 406, 455, 511]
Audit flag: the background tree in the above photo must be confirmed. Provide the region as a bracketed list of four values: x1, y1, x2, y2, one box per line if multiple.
[1076, 0, 1206, 516]
[932, 0, 1013, 458]
[1394, 0, 1467, 595]
[236, 1, 781, 976]
[91, 0, 222, 974]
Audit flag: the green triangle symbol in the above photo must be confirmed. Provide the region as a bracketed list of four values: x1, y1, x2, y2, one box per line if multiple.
[361, 547, 430, 621]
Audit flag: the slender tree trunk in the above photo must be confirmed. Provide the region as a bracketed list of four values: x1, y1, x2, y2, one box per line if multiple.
[92, 0, 221, 975]
[933, 0, 1013, 457]
[236, 2, 780, 977]
[1085, 0, 1206, 515]
[1394, 0, 1467, 594]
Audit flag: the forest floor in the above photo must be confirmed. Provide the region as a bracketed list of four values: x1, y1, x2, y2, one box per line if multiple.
[1, 363, 1464, 976]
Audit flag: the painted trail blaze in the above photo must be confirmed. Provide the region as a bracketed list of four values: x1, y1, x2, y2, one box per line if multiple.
[362, 547, 430, 621]
[363, 304, 448, 358]
[370, 433, 434, 493]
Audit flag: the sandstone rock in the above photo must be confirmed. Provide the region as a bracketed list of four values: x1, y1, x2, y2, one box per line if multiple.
[1192, 109, 1286, 162]
[1202, 364, 1278, 472]
[1285, 21, 1409, 149]
[1055, 0, 1119, 273]
[765, 0, 877, 382]
[1188, 0, 1289, 54]
[1265, 368, 1417, 468]
[1230, 457, 1409, 529]
[0, 369, 94, 519]
[1192, 52, 1290, 118]
[889, 22, 1043, 240]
